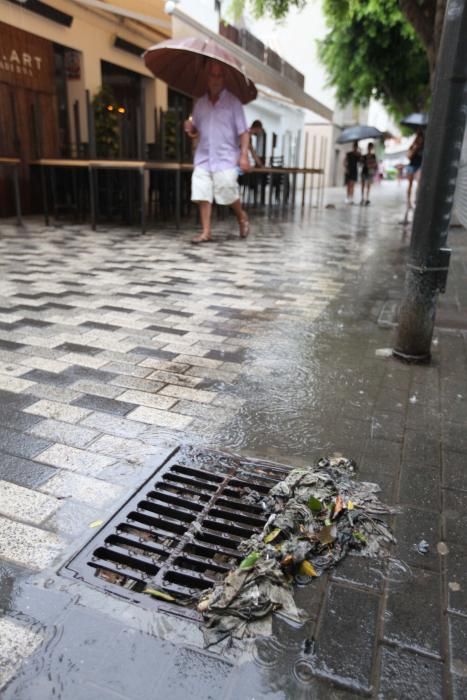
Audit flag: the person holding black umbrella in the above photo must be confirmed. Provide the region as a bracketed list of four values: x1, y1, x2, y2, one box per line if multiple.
[344, 140, 361, 204]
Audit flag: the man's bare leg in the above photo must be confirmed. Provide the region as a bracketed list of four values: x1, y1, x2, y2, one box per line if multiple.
[230, 199, 249, 238]
[192, 201, 212, 243]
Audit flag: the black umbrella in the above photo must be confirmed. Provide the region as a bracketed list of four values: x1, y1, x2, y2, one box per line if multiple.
[336, 125, 385, 144]
[400, 112, 429, 129]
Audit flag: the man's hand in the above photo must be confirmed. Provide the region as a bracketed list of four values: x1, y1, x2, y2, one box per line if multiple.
[239, 153, 250, 173]
[184, 119, 197, 139]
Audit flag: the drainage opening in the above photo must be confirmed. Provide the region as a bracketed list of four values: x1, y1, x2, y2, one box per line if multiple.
[61, 446, 291, 620]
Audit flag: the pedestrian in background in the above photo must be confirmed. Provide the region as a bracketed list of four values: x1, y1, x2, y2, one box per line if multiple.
[406, 128, 424, 209]
[184, 60, 251, 244]
[344, 141, 360, 204]
[360, 142, 378, 205]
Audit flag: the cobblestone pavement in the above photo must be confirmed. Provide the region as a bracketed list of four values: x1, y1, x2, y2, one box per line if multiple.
[0, 182, 466, 698]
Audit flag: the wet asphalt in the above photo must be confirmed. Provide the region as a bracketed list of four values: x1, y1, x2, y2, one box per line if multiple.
[0, 181, 466, 698]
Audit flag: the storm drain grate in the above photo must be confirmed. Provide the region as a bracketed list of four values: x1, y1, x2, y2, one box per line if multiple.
[61, 446, 291, 619]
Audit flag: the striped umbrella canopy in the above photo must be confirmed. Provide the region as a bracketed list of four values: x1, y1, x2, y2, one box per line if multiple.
[144, 36, 257, 104]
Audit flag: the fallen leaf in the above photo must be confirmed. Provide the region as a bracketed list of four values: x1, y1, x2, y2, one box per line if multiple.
[298, 560, 318, 577]
[89, 520, 103, 528]
[353, 531, 367, 544]
[333, 495, 344, 519]
[280, 554, 294, 568]
[347, 500, 354, 510]
[317, 524, 337, 545]
[143, 588, 176, 602]
[308, 496, 323, 512]
[239, 552, 261, 570]
[264, 528, 281, 544]
[437, 542, 449, 556]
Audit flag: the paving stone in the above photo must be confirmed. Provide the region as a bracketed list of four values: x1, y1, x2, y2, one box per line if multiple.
[0, 375, 35, 393]
[139, 358, 191, 372]
[399, 460, 440, 511]
[446, 544, 467, 616]
[378, 645, 444, 699]
[35, 443, 115, 475]
[0, 452, 57, 489]
[0, 516, 63, 569]
[39, 470, 125, 508]
[0, 618, 44, 690]
[20, 368, 76, 387]
[0, 479, 59, 525]
[360, 437, 401, 475]
[27, 383, 83, 404]
[71, 393, 135, 416]
[444, 411, 467, 446]
[444, 489, 467, 545]
[0, 390, 38, 410]
[158, 384, 217, 404]
[314, 583, 379, 691]
[116, 389, 177, 410]
[126, 405, 193, 429]
[402, 430, 441, 472]
[449, 614, 467, 680]
[394, 507, 441, 572]
[330, 553, 385, 592]
[0, 426, 52, 460]
[28, 418, 99, 449]
[80, 411, 148, 439]
[443, 449, 467, 492]
[384, 567, 442, 657]
[0, 406, 43, 432]
[145, 369, 203, 388]
[69, 380, 124, 399]
[24, 399, 91, 424]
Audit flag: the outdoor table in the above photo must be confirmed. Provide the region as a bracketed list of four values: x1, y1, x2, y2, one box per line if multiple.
[31, 159, 324, 233]
[0, 157, 23, 226]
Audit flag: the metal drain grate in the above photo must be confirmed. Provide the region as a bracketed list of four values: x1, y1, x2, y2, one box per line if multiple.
[61, 446, 291, 619]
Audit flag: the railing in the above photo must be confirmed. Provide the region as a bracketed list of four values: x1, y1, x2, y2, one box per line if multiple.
[218, 22, 305, 89]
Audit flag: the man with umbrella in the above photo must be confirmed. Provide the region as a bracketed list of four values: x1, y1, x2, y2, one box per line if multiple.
[184, 60, 251, 243]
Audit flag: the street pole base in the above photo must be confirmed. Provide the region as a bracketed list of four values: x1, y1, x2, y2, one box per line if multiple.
[392, 348, 431, 364]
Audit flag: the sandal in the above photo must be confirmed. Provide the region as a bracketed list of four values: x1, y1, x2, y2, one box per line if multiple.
[239, 215, 250, 239]
[191, 233, 212, 244]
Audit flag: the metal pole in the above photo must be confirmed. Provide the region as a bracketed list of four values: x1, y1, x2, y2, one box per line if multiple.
[86, 90, 96, 159]
[309, 135, 316, 211]
[302, 132, 309, 209]
[393, 0, 467, 362]
[320, 138, 327, 208]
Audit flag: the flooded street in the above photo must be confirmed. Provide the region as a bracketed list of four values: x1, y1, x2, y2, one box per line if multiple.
[0, 182, 465, 698]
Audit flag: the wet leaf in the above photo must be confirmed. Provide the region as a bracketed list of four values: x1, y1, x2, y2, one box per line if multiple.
[143, 588, 176, 602]
[317, 524, 337, 544]
[333, 495, 344, 518]
[280, 554, 294, 568]
[239, 552, 261, 569]
[264, 528, 281, 544]
[347, 500, 354, 510]
[89, 519, 103, 528]
[308, 496, 323, 512]
[298, 560, 318, 577]
[353, 531, 367, 543]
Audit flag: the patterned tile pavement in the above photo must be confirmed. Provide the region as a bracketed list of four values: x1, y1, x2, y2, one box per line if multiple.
[0, 184, 466, 698]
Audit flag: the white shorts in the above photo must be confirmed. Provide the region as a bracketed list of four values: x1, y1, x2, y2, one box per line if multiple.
[191, 167, 239, 206]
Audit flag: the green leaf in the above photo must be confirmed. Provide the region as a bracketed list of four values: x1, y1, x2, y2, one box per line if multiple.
[239, 552, 261, 569]
[143, 588, 176, 602]
[308, 496, 323, 512]
[264, 528, 281, 543]
[353, 531, 367, 543]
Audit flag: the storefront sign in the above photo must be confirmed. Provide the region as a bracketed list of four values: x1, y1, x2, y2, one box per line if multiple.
[64, 50, 81, 80]
[0, 21, 54, 92]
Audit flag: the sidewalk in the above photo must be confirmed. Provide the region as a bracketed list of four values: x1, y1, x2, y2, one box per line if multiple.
[0, 181, 465, 699]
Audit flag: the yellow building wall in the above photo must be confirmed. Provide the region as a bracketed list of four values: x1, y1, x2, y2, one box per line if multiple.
[0, 0, 169, 143]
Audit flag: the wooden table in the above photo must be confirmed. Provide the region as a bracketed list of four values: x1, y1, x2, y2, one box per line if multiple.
[31, 159, 325, 233]
[0, 157, 23, 226]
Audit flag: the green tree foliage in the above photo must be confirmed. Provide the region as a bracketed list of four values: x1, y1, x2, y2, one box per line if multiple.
[230, 0, 436, 119]
[318, 0, 430, 119]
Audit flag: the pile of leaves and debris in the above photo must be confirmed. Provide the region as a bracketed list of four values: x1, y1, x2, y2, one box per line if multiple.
[197, 456, 397, 647]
